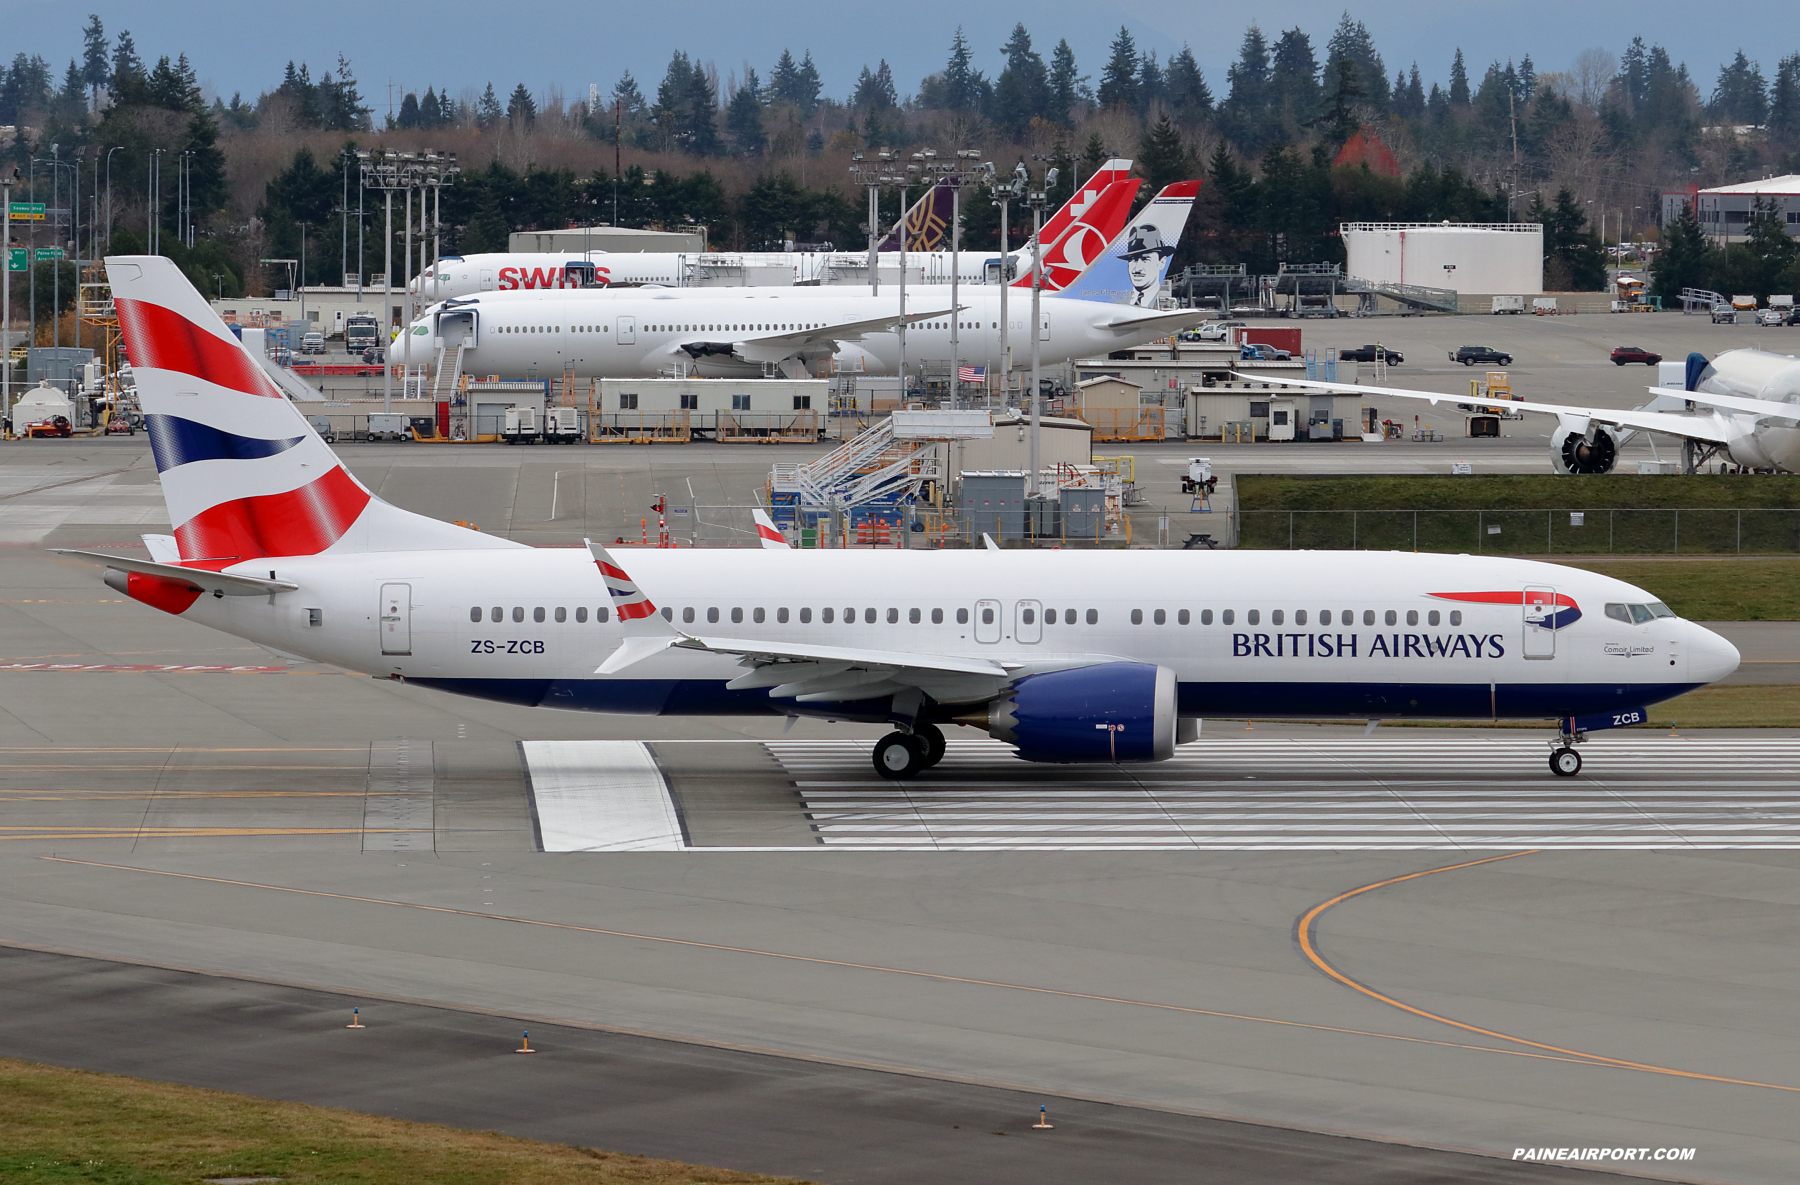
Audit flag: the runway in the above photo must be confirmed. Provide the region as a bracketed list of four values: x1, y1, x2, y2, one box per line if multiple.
[768, 736, 1800, 849]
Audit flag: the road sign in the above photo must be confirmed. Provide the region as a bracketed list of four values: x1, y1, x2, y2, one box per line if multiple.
[5, 202, 46, 221]
[33, 247, 63, 261]
[5, 248, 24, 272]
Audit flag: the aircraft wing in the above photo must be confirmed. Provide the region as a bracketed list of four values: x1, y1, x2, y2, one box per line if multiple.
[1235, 373, 1736, 445]
[1097, 307, 1211, 334]
[681, 305, 957, 363]
[48, 549, 299, 596]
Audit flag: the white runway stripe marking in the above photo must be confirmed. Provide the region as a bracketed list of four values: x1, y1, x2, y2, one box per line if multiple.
[768, 738, 1800, 850]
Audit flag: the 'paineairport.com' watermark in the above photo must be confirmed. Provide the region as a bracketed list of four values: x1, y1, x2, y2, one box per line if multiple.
[1515, 1148, 1696, 1163]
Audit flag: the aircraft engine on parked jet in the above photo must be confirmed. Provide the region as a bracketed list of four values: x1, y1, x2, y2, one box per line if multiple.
[963, 662, 1178, 763]
[1552, 413, 1622, 475]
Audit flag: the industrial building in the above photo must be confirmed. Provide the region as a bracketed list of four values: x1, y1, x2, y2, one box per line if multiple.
[1690, 175, 1800, 243]
[1341, 222, 1544, 296]
[508, 226, 707, 253]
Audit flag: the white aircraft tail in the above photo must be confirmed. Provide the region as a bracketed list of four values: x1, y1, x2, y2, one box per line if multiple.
[109, 256, 516, 561]
[751, 509, 791, 549]
[1054, 181, 1201, 307]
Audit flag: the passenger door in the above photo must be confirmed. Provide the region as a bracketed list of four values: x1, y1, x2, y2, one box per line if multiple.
[1015, 600, 1042, 644]
[617, 315, 636, 345]
[1522, 585, 1556, 659]
[379, 583, 412, 656]
[974, 599, 1002, 644]
[479, 269, 494, 291]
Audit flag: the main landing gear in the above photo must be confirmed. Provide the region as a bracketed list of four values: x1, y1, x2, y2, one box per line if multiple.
[872, 723, 946, 781]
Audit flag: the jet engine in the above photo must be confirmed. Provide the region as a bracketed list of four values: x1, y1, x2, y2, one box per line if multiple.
[1551, 414, 1621, 475]
[961, 662, 1178, 763]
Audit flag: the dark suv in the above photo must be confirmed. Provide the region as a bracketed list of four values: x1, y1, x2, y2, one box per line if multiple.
[1610, 345, 1662, 366]
[1451, 345, 1514, 366]
[1339, 344, 1402, 363]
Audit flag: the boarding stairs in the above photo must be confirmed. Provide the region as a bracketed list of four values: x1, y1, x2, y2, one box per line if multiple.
[770, 415, 940, 517]
[431, 342, 468, 398]
[1680, 287, 1728, 313]
[1343, 275, 1460, 314]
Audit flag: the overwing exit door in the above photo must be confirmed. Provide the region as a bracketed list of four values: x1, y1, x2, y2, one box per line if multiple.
[974, 599, 1002, 643]
[1523, 585, 1556, 659]
[380, 583, 412, 655]
[1016, 600, 1042, 643]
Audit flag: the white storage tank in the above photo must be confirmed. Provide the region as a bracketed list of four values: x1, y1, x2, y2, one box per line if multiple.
[1342, 223, 1544, 295]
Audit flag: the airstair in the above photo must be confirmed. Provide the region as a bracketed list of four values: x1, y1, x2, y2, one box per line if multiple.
[431, 342, 467, 398]
[1343, 275, 1461, 313]
[769, 410, 990, 525]
[1680, 287, 1728, 313]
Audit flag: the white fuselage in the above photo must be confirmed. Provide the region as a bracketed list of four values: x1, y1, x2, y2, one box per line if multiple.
[400, 286, 1176, 379]
[411, 250, 1026, 299]
[175, 548, 1735, 722]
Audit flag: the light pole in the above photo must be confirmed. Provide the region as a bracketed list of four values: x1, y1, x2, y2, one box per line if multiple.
[297, 221, 308, 326]
[3, 171, 14, 435]
[1025, 166, 1058, 497]
[103, 146, 122, 248]
[848, 148, 894, 296]
[35, 152, 79, 352]
[991, 161, 1026, 408]
[360, 149, 457, 410]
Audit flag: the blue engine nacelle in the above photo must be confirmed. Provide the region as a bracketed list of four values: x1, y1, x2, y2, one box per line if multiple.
[976, 662, 1178, 763]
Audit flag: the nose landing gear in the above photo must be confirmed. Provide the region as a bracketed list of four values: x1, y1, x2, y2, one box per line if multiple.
[1549, 747, 1583, 777]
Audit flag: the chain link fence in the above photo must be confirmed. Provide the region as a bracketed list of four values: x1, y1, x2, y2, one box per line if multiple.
[1239, 508, 1800, 554]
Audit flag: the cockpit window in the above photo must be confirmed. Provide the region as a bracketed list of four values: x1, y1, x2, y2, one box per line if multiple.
[1605, 603, 1631, 623]
[1647, 601, 1676, 618]
[1629, 604, 1654, 624]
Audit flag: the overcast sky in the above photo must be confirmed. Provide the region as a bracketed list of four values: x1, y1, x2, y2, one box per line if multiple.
[0, 0, 1775, 116]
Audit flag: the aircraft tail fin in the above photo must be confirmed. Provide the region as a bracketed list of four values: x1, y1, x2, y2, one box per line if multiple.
[1053, 181, 1201, 306]
[108, 255, 516, 561]
[1013, 179, 1142, 293]
[1033, 158, 1133, 248]
[751, 509, 791, 549]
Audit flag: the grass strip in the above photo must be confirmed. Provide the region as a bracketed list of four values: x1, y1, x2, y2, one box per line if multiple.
[0, 1057, 807, 1185]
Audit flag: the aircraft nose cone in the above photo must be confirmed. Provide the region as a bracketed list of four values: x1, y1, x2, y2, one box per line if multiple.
[1688, 623, 1741, 684]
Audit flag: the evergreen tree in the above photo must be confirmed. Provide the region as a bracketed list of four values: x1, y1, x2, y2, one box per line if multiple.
[794, 51, 822, 115]
[1744, 196, 1798, 295]
[1426, 82, 1449, 124]
[1711, 50, 1768, 123]
[1651, 200, 1714, 300]
[1770, 54, 1800, 141]
[1164, 46, 1212, 124]
[1138, 112, 1192, 191]
[1449, 49, 1470, 105]
[1324, 14, 1388, 111]
[1047, 39, 1081, 125]
[853, 60, 899, 110]
[397, 92, 420, 129]
[684, 58, 721, 153]
[81, 14, 107, 108]
[476, 83, 502, 130]
[1269, 27, 1319, 127]
[506, 84, 536, 128]
[725, 73, 765, 154]
[993, 24, 1048, 136]
[147, 55, 202, 113]
[274, 62, 318, 125]
[1536, 188, 1606, 290]
[110, 30, 142, 102]
[1517, 54, 1536, 102]
[1138, 50, 1164, 117]
[1619, 37, 1650, 111]
[1219, 25, 1273, 151]
[314, 54, 369, 130]
[1318, 54, 1363, 147]
[768, 50, 801, 107]
[939, 27, 988, 113]
[1097, 26, 1139, 112]
[612, 71, 646, 117]
[420, 86, 442, 128]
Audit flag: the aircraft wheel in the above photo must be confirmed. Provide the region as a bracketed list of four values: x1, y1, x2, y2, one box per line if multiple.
[1549, 748, 1582, 777]
[913, 723, 946, 768]
[873, 732, 925, 780]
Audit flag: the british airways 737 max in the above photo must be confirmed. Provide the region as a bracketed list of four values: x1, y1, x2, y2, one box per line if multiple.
[57, 257, 1740, 780]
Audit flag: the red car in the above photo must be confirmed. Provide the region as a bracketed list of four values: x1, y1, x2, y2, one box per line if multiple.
[1611, 345, 1662, 366]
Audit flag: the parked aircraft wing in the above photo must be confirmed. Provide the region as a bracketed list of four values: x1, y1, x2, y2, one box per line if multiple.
[1098, 307, 1213, 335]
[1643, 386, 1800, 420]
[1238, 373, 1735, 445]
[679, 305, 957, 365]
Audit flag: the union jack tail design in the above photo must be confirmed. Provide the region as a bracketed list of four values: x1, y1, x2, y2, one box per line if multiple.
[107, 256, 512, 585]
[585, 539, 660, 622]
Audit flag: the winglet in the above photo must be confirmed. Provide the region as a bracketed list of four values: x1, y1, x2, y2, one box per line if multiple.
[751, 509, 791, 549]
[587, 538, 682, 673]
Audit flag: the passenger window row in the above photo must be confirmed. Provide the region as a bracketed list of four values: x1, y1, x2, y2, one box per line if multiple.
[470, 606, 612, 624]
[1130, 607, 1464, 627]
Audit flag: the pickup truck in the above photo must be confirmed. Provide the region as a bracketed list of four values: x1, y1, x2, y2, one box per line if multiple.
[1339, 344, 1403, 364]
[1451, 345, 1513, 366]
[1240, 342, 1292, 361]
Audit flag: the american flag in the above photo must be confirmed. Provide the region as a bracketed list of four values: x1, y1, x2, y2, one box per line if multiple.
[957, 365, 986, 383]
